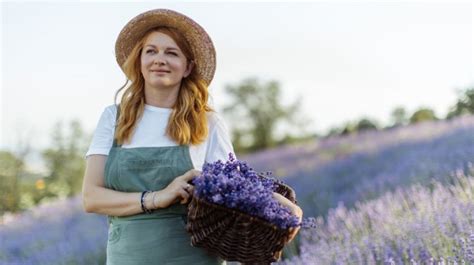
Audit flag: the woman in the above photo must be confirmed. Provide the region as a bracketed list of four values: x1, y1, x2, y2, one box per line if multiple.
[82, 8, 302, 265]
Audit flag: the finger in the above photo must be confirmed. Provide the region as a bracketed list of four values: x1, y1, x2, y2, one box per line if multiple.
[184, 185, 194, 195]
[274, 193, 300, 214]
[192, 169, 202, 175]
[187, 186, 194, 195]
[179, 189, 190, 200]
[173, 197, 181, 204]
[289, 227, 297, 237]
[291, 229, 298, 238]
[179, 191, 190, 204]
[184, 182, 194, 191]
[291, 228, 300, 239]
[181, 194, 192, 204]
[287, 234, 295, 243]
[182, 169, 201, 182]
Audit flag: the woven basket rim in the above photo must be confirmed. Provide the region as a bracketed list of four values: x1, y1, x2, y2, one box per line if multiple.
[189, 190, 297, 232]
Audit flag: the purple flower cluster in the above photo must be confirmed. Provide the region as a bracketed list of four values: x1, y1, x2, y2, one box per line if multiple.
[277, 165, 474, 264]
[192, 153, 313, 230]
[0, 196, 107, 264]
[244, 114, 474, 220]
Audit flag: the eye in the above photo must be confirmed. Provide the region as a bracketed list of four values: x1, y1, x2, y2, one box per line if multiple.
[146, 49, 155, 54]
[168, 52, 178, 56]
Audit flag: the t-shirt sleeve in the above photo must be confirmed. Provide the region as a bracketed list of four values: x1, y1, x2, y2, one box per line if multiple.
[204, 113, 236, 163]
[84, 105, 116, 159]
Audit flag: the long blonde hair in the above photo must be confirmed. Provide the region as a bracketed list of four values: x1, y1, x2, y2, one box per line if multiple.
[113, 26, 215, 146]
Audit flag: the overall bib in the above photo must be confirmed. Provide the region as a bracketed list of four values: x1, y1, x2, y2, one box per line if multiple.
[104, 107, 225, 265]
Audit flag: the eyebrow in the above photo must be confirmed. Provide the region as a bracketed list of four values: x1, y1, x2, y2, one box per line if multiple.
[144, 45, 179, 51]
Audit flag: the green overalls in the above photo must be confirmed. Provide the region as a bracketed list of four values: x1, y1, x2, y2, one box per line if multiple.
[104, 106, 226, 265]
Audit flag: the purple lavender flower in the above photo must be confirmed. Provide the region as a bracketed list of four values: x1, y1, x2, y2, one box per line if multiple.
[192, 152, 316, 230]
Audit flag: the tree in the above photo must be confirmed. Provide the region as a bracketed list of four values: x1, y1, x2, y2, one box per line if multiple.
[409, 107, 437, 124]
[338, 118, 378, 135]
[0, 126, 34, 214]
[390, 106, 408, 126]
[325, 127, 342, 137]
[41, 119, 89, 198]
[222, 77, 311, 153]
[0, 151, 23, 214]
[340, 121, 356, 135]
[446, 87, 474, 119]
[355, 118, 378, 131]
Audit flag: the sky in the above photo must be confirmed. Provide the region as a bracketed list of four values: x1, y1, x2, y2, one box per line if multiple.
[2, 1, 473, 157]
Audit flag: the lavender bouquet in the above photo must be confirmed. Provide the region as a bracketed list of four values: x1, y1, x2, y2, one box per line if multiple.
[191, 153, 316, 230]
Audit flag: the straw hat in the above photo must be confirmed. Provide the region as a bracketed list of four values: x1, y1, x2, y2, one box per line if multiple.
[115, 9, 216, 86]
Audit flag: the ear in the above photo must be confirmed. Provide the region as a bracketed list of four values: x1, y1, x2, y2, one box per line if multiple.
[184, 60, 195, 78]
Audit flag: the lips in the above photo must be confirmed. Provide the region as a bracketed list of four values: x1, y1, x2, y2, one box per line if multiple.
[151, 70, 170, 73]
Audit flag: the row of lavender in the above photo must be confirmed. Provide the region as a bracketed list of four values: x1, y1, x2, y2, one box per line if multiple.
[243, 114, 474, 218]
[1, 115, 473, 264]
[277, 166, 474, 264]
[0, 196, 107, 265]
[2, 169, 473, 264]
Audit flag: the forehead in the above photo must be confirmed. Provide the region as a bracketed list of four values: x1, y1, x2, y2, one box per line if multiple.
[144, 31, 179, 49]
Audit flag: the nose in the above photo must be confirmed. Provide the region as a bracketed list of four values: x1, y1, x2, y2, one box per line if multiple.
[154, 52, 167, 65]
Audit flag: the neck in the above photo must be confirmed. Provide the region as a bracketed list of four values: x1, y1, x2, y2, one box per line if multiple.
[144, 84, 180, 108]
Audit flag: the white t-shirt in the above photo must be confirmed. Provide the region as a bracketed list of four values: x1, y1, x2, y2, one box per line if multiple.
[84, 104, 236, 171]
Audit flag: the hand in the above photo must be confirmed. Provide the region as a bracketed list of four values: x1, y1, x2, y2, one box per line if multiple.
[272, 192, 303, 244]
[154, 169, 201, 208]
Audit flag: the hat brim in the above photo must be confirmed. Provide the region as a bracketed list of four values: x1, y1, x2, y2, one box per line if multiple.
[115, 9, 216, 86]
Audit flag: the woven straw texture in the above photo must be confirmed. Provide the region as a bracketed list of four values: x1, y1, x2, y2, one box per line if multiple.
[186, 174, 298, 264]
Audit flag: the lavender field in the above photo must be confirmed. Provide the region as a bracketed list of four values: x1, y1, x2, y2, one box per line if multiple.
[277, 166, 474, 264]
[0, 197, 107, 265]
[1, 114, 474, 264]
[243, 114, 474, 218]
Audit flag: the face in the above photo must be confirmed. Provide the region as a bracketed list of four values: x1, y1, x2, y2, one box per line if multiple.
[140, 31, 192, 90]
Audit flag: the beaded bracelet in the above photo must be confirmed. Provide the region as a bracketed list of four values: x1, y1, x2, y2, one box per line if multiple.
[140, 190, 153, 214]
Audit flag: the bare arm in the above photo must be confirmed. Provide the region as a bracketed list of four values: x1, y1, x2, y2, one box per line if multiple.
[82, 155, 199, 217]
[82, 155, 148, 216]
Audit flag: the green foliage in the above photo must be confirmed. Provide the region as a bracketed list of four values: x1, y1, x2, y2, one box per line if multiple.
[327, 87, 474, 136]
[0, 151, 23, 214]
[409, 107, 438, 123]
[0, 119, 90, 214]
[274, 133, 320, 147]
[446, 87, 474, 119]
[356, 118, 378, 131]
[41, 119, 89, 197]
[222, 80, 473, 146]
[222, 77, 311, 154]
[390, 106, 408, 126]
[337, 117, 378, 136]
[340, 121, 356, 135]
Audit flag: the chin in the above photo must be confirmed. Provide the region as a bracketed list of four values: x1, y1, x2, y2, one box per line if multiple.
[149, 81, 177, 89]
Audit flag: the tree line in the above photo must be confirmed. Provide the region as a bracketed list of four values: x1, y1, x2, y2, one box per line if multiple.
[1, 78, 473, 215]
[222, 77, 474, 154]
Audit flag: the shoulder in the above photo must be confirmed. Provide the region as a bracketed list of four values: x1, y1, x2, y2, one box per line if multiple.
[93, 104, 119, 131]
[202, 110, 235, 163]
[104, 104, 119, 118]
[84, 104, 119, 158]
[97, 104, 119, 125]
[206, 111, 229, 132]
[206, 111, 232, 141]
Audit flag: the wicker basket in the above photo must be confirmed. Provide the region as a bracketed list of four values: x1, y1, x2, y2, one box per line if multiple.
[185, 174, 298, 264]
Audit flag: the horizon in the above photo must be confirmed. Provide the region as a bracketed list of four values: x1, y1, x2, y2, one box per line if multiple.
[2, 1, 473, 158]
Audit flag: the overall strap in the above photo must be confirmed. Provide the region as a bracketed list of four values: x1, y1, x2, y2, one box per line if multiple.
[112, 104, 121, 148]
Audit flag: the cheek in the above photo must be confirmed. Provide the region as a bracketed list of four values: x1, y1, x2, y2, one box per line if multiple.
[141, 56, 153, 66]
[170, 59, 187, 73]
[140, 58, 153, 74]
